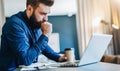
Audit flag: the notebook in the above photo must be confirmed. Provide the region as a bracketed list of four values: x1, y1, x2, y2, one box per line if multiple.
[58, 34, 112, 67]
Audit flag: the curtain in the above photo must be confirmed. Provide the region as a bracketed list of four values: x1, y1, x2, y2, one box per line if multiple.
[110, 0, 120, 55]
[77, 0, 114, 57]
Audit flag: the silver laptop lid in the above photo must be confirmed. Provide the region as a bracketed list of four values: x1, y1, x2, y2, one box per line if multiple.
[79, 34, 112, 66]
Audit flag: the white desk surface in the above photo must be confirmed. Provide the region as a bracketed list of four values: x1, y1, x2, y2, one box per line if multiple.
[14, 62, 120, 71]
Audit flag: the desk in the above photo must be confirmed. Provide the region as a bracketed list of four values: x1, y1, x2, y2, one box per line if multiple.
[15, 62, 120, 71]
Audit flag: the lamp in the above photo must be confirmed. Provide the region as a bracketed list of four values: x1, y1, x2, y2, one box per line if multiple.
[101, 20, 119, 30]
[101, 20, 108, 25]
[112, 24, 119, 30]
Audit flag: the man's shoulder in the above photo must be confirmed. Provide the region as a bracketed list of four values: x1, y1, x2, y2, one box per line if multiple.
[5, 11, 28, 28]
[9, 12, 24, 24]
[3, 11, 29, 33]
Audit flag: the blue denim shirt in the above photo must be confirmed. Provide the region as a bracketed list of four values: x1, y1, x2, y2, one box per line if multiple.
[0, 11, 60, 71]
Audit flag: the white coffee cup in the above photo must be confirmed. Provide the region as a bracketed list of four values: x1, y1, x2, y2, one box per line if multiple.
[65, 48, 75, 62]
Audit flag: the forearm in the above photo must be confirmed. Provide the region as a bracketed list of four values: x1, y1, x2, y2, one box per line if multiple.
[42, 44, 60, 62]
[8, 33, 48, 66]
[19, 34, 48, 65]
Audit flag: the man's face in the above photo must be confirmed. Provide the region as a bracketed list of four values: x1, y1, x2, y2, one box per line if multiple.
[29, 3, 50, 29]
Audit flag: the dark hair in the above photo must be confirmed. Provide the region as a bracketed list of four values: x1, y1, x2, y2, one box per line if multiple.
[27, 0, 54, 8]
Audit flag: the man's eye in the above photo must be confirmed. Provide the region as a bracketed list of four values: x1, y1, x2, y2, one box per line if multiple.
[40, 13, 44, 15]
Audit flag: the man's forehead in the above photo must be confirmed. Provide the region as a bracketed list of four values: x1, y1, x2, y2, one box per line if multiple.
[37, 3, 51, 13]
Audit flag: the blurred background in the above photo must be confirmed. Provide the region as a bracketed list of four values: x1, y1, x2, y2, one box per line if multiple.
[1, 0, 120, 61]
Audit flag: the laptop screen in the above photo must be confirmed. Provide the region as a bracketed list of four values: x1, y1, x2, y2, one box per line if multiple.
[79, 34, 112, 66]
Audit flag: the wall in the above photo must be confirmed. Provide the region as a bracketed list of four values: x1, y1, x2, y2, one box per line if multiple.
[0, 0, 5, 47]
[3, 0, 77, 17]
[77, 0, 114, 56]
[48, 15, 79, 59]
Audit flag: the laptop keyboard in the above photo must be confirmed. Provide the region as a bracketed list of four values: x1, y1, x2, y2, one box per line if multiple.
[60, 63, 79, 67]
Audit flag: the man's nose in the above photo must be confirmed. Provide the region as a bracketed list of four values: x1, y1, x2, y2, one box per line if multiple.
[43, 15, 48, 22]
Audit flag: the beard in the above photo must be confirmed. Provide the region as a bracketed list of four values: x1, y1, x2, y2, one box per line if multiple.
[29, 12, 42, 29]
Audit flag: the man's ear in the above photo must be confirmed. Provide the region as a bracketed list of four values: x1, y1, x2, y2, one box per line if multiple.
[26, 5, 33, 16]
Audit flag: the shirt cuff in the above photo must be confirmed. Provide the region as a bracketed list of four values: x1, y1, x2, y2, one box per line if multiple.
[55, 54, 61, 62]
[38, 34, 48, 42]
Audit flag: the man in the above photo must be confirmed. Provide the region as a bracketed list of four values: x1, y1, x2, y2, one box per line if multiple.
[0, 0, 67, 70]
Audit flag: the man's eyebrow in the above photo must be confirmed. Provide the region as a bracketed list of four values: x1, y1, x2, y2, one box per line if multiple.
[40, 11, 50, 14]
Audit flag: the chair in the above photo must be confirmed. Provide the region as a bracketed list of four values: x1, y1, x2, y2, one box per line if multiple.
[116, 55, 120, 64]
[101, 55, 117, 64]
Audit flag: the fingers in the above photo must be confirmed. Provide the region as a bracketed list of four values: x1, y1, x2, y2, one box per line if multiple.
[59, 55, 68, 62]
[41, 22, 52, 37]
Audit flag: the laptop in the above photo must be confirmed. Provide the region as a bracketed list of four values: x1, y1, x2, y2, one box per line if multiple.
[57, 34, 112, 67]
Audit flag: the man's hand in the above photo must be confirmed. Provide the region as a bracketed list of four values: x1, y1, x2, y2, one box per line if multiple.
[59, 55, 67, 62]
[41, 22, 52, 37]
